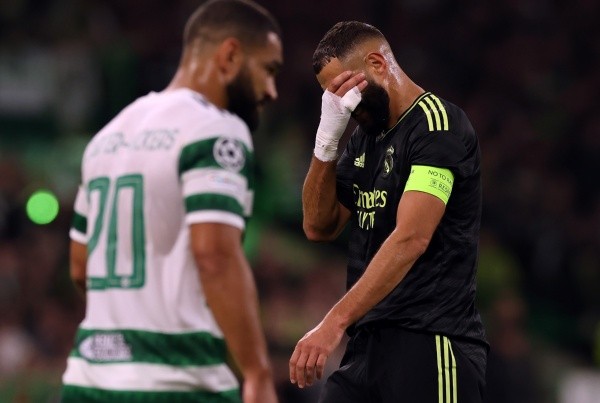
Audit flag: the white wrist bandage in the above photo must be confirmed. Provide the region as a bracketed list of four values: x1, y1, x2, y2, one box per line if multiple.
[314, 87, 362, 161]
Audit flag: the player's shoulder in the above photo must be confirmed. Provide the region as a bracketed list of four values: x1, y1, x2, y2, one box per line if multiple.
[81, 89, 252, 162]
[412, 92, 450, 132]
[407, 92, 473, 137]
[110, 88, 250, 144]
[171, 89, 252, 148]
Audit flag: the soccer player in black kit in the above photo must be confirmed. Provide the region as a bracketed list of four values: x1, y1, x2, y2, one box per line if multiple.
[289, 21, 488, 403]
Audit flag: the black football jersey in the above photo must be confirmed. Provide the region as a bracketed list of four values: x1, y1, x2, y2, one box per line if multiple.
[336, 92, 487, 350]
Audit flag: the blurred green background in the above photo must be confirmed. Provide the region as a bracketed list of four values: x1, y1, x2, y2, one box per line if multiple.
[0, 0, 599, 402]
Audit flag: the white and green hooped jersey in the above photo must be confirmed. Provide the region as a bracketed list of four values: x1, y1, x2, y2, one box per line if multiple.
[62, 88, 254, 402]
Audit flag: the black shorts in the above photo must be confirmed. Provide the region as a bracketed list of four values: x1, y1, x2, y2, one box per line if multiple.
[319, 326, 487, 403]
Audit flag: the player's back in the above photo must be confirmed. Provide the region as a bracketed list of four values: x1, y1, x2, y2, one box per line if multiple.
[78, 90, 216, 332]
[62, 89, 252, 401]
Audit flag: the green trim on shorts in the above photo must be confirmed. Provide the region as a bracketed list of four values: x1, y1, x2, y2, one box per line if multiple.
[404, 165, 454, 204]
[61, 385, 241, 403]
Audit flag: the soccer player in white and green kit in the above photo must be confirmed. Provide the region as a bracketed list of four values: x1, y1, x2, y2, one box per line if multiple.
[61, 1, 283, 402]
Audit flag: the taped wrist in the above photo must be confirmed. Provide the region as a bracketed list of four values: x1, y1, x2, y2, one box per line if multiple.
[314, 88, 362, 161]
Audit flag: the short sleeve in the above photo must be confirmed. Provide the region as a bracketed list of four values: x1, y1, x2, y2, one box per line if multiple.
[70, 185, 89, 244]
[178, 128, 254, 230]
[408, 98, 480, 178]
[407, 130, 469, 176]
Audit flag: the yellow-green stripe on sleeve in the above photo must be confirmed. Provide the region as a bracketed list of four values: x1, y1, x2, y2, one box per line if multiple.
[404, 165, 454, 204]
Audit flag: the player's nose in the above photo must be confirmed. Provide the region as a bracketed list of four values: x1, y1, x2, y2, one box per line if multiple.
[265, 77, 278, 101]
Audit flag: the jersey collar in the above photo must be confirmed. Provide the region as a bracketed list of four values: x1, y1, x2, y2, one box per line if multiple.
[376, 91, 431, 142]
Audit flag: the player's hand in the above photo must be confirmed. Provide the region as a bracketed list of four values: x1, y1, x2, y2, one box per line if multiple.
[242, 372, 278, 403]
[327, 70, 368, 98]
[289, 318, 345, 388]
[313, 71, 368, 161]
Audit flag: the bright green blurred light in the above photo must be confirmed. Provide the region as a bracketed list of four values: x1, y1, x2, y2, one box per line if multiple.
[26, 190, 59, 225]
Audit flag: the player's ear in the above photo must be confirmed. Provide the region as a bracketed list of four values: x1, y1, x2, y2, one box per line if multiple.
[364, 52, 387, 76]
[215, 38, 244, 83]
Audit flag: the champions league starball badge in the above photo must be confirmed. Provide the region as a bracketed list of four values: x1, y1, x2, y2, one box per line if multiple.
[382, 146, 394, 178]
[213, 137, 246, 172]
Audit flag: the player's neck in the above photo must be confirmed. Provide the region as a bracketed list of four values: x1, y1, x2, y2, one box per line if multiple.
[387, 79, 425, 128]
[165, 64, 227, 109]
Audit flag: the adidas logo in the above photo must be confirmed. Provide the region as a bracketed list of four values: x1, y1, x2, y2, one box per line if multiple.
[417, 93, 449, 132]
[354, 153, 365, 168]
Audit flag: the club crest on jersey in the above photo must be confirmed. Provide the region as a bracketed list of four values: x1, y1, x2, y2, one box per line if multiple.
[213, 137, 245, 172]
[382, 146, 394, 178]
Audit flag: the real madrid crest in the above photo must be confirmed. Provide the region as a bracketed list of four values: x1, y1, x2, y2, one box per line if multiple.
[382, 146, 394, 178]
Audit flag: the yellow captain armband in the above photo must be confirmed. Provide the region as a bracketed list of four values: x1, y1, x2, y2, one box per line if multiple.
[404, 165, 454, 204]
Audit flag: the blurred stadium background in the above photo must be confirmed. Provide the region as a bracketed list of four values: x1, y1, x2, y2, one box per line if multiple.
[0, 0, 599, 402]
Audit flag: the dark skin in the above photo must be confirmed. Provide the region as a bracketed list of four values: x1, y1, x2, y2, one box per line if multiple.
[290, 39, 446, 388]
[71, 30, 283, 403]
[70, 241, 87, 296]
[70, 224, 277, 403]
[190, 223, 275, 403]
[167, 33, 283, 403]
[166, 32, 282, 111]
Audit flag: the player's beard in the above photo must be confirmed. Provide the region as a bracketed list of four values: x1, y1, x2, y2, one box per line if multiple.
[352, 80, 391, 137]
[226, 66, 260, 131]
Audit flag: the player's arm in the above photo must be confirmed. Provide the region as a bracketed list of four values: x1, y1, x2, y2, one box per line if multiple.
[303, 71, 367, 241]
[69, 185, 89, 296]
[302, 157, 351, 241]
[180, 120, 276, 401]
[190, 223, 276, 401]
[322, 189, 444, 323]
[291, 166, 452, 388]
[70, 240, 87, 296]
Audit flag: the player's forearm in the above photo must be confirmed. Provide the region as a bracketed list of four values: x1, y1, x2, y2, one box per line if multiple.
[302, 156, 344, 241]
[325, 230, 429, 329]
[197, 252, 273, 378]
[304, 75, 365, 241]
[70, 241, 88, 297]
[325, 191, 444, 329]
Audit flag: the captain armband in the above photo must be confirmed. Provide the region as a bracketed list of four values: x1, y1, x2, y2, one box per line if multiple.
[404, 165, 454, 204]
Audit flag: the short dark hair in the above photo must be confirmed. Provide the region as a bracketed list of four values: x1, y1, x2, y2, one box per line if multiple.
[184, 0, 281, 48]
[313, 21, 385, 74]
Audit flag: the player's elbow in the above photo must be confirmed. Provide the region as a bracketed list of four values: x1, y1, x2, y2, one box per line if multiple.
[193, 249, 228, 277]
[407, 235, 431, 259]
[193, 242, 244, 281]
[393, 232, 431, 261]
[303, 222, 337, 242]
[69, 241, 87, 294]
[70, 262, 87, 294]
[414, 236, 431, 256]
